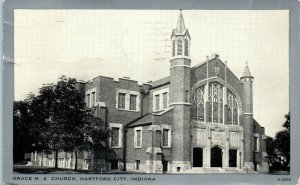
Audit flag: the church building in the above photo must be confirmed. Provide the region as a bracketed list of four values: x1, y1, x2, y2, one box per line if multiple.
[29, 11, 269, 173]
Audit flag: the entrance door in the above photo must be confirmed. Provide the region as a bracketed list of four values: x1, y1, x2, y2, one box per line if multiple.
[211, 146, 222, 167]
[162, 160, 168, 173]
[229, 149, 237, 167]
[193, 148, 203, 167]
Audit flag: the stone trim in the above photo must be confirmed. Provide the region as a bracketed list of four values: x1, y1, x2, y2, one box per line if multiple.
[161, 124, 172, 148]
[116, 88, 140, 112]
[134, 127, 143, 148]
[146, 147, 162, 154]
[96, 101, 106, 107]
[169, 102, 191, 106]
[244, 112, 253, 115]
[152, 87, 169, 112]
[148, 125, 161, 131]
[169, 65, 191, 69]
[109, 123, 123, 148]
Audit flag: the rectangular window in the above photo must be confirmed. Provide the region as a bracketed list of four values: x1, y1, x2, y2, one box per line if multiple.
[86, 94, 90, 107]
[162, 129, 169, 147]
[111, 127, 120, 147]
[135, 129, 141, 147]
[130, 94, 137, 110]
[254, 137, 260, 152]
[91, 92, 95, 106]
[155, 94, 160, 111]
[177, 39, 182, 55]
[163, 92, 168, 109]
[185, 90, 189, 102]
[184, 39, 189, 56]
[172, 40, 175, 57]
[118, 93, 126, 109]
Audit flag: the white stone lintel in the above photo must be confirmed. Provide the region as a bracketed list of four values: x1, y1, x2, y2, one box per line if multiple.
[148, 125, 161, 131]
[169, 102, 191, 106]
[146, 147, 162, 154]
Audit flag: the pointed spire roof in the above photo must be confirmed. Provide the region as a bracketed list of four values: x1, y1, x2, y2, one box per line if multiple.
[241, 61, 253, 78]
[176, 10, 186, 33]
[171, 10, 190, 39]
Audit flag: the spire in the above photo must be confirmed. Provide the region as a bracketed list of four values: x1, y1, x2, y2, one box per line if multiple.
[176, 10, 186, 33]
[241, 61, 254, 81]
[242, 61, 252, 77]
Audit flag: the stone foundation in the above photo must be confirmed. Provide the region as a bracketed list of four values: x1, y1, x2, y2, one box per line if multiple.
[257, 162, 269, 173]
[170, 161, 191, 173]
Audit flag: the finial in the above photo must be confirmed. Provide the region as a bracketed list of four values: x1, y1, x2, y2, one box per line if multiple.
[225, 61, 227, 65]
[180, 9, 182, 12]
[246, 61, 248, 65]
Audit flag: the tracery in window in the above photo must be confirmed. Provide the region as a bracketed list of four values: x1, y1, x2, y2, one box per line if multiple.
[227, 90, 239, 125]
[210, 82, 223, 123]
[191, 86, 204, 121]
[191, 81, 238, 125]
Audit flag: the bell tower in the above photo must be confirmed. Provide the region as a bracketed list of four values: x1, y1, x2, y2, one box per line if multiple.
[240, 61, 254, 171]
[169, 10, 192, 172]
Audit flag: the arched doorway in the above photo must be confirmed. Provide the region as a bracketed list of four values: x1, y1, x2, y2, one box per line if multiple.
[193, 148, 203, 167]
[229, 149, 237, 167]
[211, 146, 222, 167]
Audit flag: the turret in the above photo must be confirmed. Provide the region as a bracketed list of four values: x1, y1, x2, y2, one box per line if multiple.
[240, 61, 254, 170]
[169, 10, 192, 172]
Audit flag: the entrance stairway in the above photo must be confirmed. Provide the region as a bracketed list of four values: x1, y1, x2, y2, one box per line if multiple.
[189, 167, 244, 174]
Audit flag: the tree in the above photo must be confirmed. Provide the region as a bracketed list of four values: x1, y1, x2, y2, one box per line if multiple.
[14, 75, 111, 170]
[265, 136, 276, 167]
[266, 112, 290, 171]
[82, 114, 110, 171]
[275, 112, 290, 168]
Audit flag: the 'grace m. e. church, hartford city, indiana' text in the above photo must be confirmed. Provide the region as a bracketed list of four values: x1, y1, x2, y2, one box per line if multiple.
[29, 12, 269, 173]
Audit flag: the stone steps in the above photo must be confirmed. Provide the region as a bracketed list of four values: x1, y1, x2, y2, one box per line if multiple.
[188, 167, 244, 174]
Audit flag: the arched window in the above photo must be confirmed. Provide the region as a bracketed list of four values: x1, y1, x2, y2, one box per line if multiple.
[191, 86, 204, 121]
[227, 90, 239, 125]
[184, 38, 189, 56]
[191, 81, 238, 125]
[196, 87, 205, 121]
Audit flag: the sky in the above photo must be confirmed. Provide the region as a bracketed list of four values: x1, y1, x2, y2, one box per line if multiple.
[14, 10, 289, 137]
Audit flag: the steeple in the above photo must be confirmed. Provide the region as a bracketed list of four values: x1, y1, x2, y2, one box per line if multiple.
[176, 10, 186, 33]
[171, 10, 191, 58]
[241, 61, 254, 81]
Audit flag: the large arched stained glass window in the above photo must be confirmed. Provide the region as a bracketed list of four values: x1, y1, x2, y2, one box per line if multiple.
[191, 81, 238, 125]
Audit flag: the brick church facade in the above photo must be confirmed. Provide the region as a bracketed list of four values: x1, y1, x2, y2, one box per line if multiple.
[29, 12, 269, 173]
